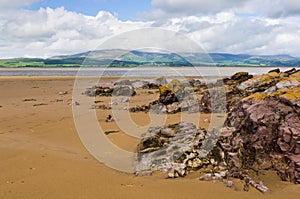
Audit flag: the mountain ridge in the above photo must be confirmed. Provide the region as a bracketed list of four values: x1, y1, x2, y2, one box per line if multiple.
[1, 49, 300, 67]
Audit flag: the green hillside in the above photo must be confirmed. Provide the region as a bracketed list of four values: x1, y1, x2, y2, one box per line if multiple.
[1, 50, 300, 67]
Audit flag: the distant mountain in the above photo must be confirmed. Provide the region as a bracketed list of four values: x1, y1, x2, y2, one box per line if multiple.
[1, 49, 300, 67]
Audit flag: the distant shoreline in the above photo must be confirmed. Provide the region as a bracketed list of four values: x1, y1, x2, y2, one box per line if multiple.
[0, 66, 299, 77]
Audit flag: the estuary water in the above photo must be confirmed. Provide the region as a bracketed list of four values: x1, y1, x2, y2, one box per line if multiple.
[0, 67, 299, 77]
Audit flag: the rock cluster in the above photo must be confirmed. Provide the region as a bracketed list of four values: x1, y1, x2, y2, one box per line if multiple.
[129, 105, 149, 112]
[135, 122, 270, 192]
[135, 122, 227, 177]
[84, 84, 136, 97]
[199, 68, 300, 113]
[135, 69, 300, 192]
[84, 86, 113, 97]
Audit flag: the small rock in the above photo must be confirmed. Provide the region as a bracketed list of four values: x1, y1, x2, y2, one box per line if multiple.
[199, 173, 212, 181]
[203, 119, 210, 123]
[226, 180, 235, 189]
[58, 91, 68, 95]
[105, 114, 114, 122]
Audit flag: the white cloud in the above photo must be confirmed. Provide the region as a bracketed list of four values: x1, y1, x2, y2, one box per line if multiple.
[0, 7, 152, 58]
[0, 0, 39, 9]
[151, 0, 249, 16]
[144, 0, 300, 19]
[0, 2, 300, 58]
[157, 12, 300, 56]
[266, 0, 300, 18]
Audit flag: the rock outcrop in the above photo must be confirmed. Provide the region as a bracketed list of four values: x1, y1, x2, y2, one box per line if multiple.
[223, 85, 300, 184]
[199, 68, 300, 113]
[84, 84, 136, 97]
[136, 69, 300, 192]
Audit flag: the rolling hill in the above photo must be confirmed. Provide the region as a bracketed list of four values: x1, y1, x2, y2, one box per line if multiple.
[1, 49, 300, 67]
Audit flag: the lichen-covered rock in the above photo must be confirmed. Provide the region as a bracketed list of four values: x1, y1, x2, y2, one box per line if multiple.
[199, 69, 300, 113]
[148, 79, 199, 114]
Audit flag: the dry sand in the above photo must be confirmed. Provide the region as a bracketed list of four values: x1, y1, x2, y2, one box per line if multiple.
[0, 76, 299, 198]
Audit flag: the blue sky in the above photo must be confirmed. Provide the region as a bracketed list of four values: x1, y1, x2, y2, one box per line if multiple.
[0, 0, 300, 58]
[28, 0, 152, 20]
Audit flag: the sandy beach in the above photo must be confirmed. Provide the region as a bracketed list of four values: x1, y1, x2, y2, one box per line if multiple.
[1, 76, 299, 199]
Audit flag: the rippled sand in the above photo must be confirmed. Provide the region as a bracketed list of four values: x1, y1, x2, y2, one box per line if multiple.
[0, 76, 299, 198]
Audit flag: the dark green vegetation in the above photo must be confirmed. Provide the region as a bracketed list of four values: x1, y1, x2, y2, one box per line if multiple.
[1, 49, 300, 67]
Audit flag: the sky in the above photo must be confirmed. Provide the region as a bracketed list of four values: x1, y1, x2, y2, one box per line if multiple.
[0, 0, 300, 58]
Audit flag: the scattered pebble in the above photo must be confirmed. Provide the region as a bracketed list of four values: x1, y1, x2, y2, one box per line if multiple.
[33, 103, 48, 106]
[225, 180, 235, 190]
[203, 118, 210, 123]
[70, 101, 80, 106]
[23, 98, 37, 102]
[105, 114, 114, 122]
[58, 91, 68, 95]
[104, 130, 119, 135]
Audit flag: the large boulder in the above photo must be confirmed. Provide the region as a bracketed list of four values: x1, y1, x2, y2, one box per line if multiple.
[112, 85, 136, 96]
[223, 85, 300, 183]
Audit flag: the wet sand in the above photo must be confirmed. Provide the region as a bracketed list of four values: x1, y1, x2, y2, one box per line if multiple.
[0, 76, 299, 198]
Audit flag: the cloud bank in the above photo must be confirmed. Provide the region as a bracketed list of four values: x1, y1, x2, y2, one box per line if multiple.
[0, 0, 299, 58]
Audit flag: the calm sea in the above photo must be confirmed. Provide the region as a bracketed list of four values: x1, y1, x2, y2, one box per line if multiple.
[0, 67, 299, 77]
